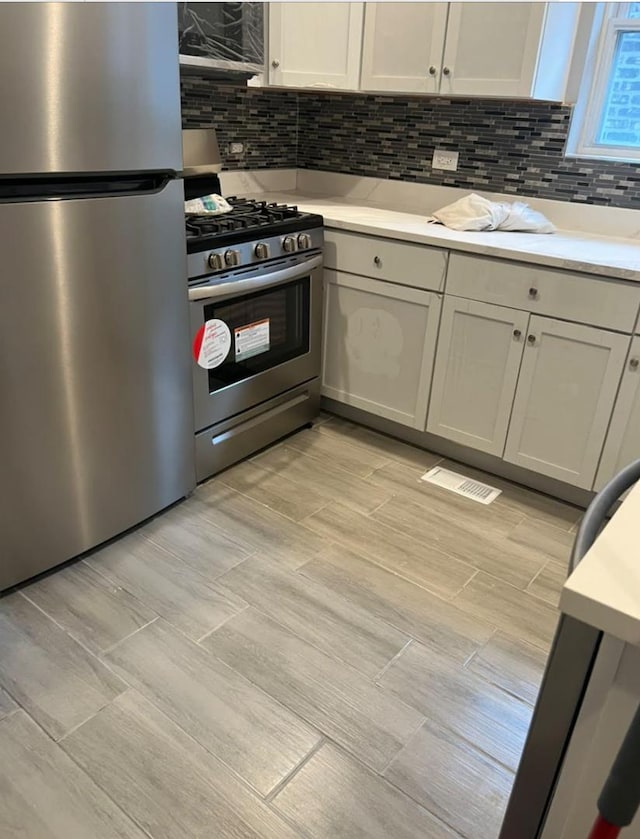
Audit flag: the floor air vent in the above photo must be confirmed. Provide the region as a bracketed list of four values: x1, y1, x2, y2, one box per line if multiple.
[420, 466, 502, 505]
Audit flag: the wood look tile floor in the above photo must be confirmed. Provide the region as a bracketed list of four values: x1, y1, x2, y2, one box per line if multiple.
[0, 413, 581, 838]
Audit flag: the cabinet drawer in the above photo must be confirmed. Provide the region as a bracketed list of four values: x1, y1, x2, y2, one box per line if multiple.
[324, 229, 447, 292]
[447, 253, 640, 332]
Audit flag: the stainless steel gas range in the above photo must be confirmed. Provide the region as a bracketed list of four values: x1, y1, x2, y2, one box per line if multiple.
[184, 174, 323, 481]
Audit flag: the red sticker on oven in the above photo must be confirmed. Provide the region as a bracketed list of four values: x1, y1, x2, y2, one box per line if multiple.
[192, 319, 231, 369]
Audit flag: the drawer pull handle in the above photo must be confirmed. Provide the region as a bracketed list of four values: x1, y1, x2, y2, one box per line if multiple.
[527, 334, 537, 345]
[528, 287, 539, 298]
[631, 358, 639, 370]
[428, 66, 437, 76]
[374, 256, 382, 267]
[513, 329, 522, 339]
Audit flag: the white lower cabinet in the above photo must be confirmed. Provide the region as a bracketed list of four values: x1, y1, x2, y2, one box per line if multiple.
[427, 297, 530, 456]
[322, 270, 441, 429]
[594, 337, 640, 490]
[503, 316, 630, 490]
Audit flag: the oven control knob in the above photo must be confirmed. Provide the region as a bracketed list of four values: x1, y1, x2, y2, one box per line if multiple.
[255, 242, 270, 259]
[297, 233, 312, 250]
[282, 236, 297, 253]
[224, 249, 241, 267]
[208, 252, 224, 270]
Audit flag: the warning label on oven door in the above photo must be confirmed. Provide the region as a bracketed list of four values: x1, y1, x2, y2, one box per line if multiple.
[235, 319, 270, 361]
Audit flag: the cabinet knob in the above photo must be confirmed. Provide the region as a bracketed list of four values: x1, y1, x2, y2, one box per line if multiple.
[513, 329, 522, 339]
[527, 334, 537, 345]
[428, 66, 437, 76]
[442, 66, 451, 76]
[271, 59, 280, 68]
[528, 287, 539, 298]
[631, 358, 639, 370]
[374, 256, 382, 267]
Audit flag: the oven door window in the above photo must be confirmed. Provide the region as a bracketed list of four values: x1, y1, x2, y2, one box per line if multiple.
[202, 277, 310, 393]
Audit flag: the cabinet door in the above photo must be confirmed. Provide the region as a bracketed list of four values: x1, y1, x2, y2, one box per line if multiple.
[360, 2, 448, 93]
[427, 297, 529, 456]
[322, 270, 442, 429]
[594, 337, 640, 490]
[441, 2, 545, 97]
[269, 2, 364, 89]
[504, 316, 630, 490]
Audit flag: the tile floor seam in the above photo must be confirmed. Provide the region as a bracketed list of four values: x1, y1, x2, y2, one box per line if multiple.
[296, 519, 485, 612]
[56, 718, 157, 839]
[380, 744, 507, 839]
[193, 603, 251, 645]
[217, 473, 332, 525]
[99, 617, 160, 656]
[452, 569, 558, 648]
[372, 638, 415, 684]
[279, 735, 468, 839]
[264, 736, 327, 803]
[284, 438, 393, 480]
[377, 687, 528, 778]
[91, 683, 316, 818]
[221, 602, 412, 692]
[313, 421, 446, 471]
[300, 504, 480, 598]
[100, 635, 326, 801]
[144, 533, 256, 577]
[17, 590, 138, 670]
[1, 707, 158, 838]
[378, 711, 428, 777]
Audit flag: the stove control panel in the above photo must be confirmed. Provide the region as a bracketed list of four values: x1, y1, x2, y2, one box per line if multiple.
[188, 227, 323, 281]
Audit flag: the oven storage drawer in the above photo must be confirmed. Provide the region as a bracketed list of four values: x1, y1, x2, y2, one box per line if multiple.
[446, 253, 640, 332]
[195, 381, 320, 482]
[323, 229, 447, 292]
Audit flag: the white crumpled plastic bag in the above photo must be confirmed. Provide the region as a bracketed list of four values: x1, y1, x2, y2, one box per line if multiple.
[185, 194, 232, 215]
[429, 193, 556, 234]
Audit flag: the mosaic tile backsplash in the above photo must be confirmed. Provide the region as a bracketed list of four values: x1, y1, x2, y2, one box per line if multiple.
[181, 79, 640, 209]
[181, 77, 298, 170]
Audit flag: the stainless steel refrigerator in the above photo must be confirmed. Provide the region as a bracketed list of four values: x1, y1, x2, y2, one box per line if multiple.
[0, 3, 195, 590]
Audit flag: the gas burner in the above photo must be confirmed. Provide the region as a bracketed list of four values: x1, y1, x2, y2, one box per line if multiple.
[184, 196, 323, 256]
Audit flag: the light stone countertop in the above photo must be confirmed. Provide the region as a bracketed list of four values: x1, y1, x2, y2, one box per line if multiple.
[561, 481, 640, 644]
[254, 190, 640, 282]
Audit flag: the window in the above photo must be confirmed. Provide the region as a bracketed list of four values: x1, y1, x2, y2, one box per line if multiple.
[568, 3, 640, 162]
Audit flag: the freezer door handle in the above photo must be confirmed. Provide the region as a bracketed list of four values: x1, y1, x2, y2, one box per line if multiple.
[188, 255, 323, 302]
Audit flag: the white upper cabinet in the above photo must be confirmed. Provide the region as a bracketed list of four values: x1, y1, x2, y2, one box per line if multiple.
[441, 3, 546, 97]
[503, 316, 630, 491]
[268, 2, 364, 90]
[360, 3, 448, 94]
[594, 337, 640, 491]
[270, 2, 579, 99]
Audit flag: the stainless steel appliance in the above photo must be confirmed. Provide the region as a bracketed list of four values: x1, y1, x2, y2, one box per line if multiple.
[0, 3, 195, 590]
[183, 146, 323, 480]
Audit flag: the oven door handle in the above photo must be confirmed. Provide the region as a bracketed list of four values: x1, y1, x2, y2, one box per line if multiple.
[188, 255, 323, 302]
